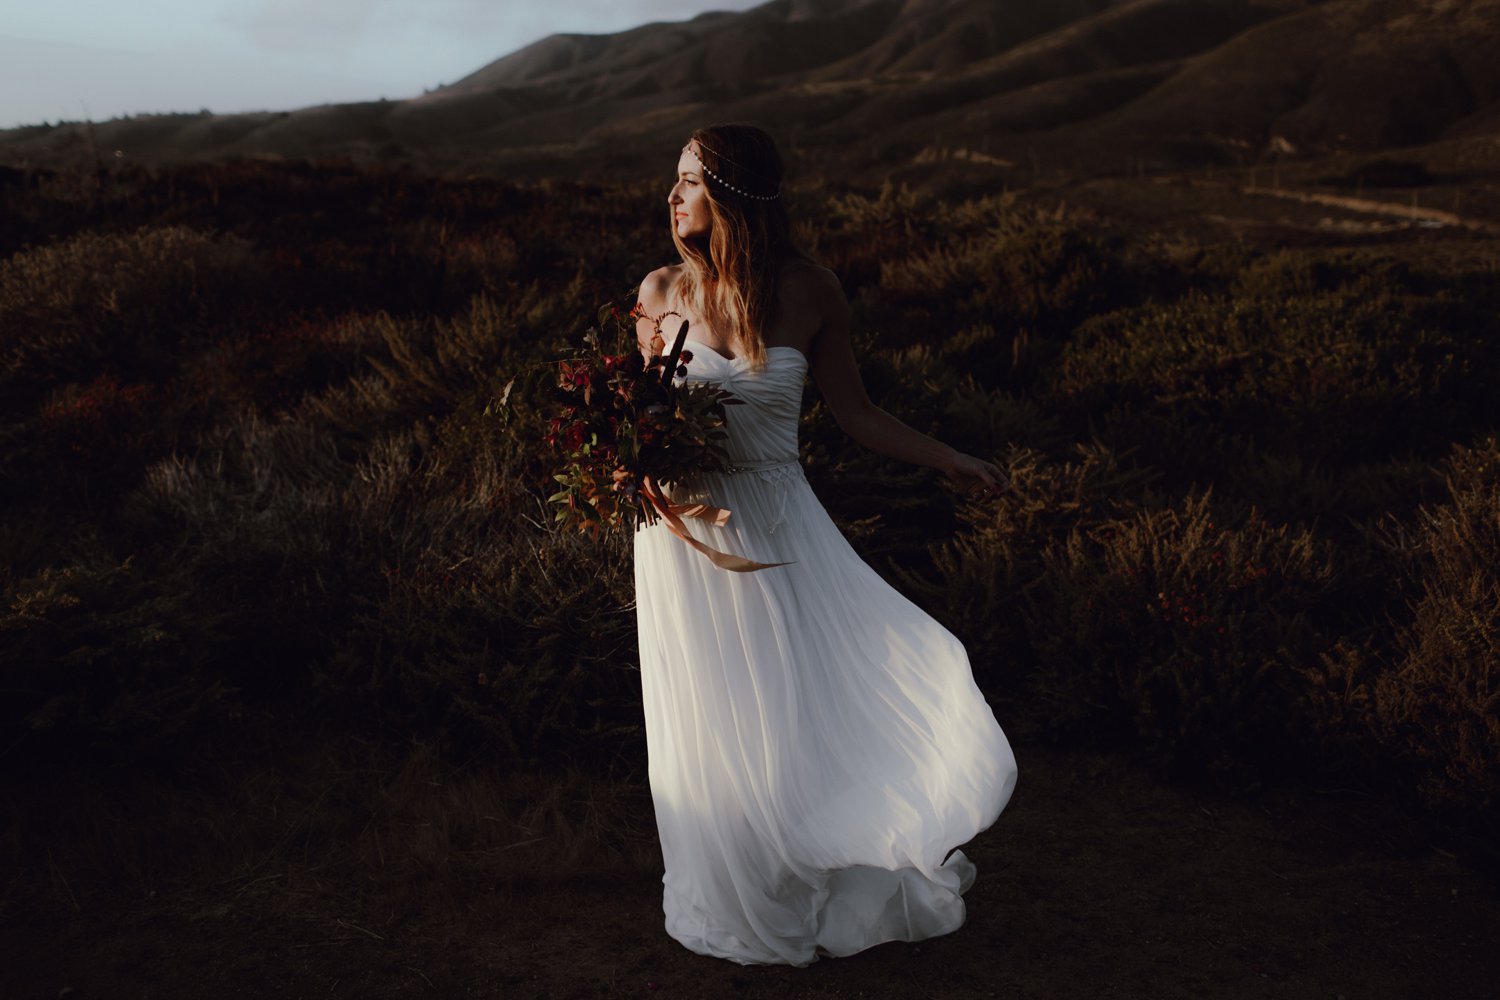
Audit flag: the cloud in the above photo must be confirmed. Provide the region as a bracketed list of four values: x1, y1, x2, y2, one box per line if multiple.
[215, 0, 385, 56]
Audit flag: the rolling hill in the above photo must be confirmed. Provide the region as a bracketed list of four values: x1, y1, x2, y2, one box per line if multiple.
[1, 0, 1497, 187]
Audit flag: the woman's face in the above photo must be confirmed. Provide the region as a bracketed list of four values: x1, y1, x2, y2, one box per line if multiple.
[669, 143, 711, 240]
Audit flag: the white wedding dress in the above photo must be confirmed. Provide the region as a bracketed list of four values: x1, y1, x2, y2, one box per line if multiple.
[632, 338, 1018, 966]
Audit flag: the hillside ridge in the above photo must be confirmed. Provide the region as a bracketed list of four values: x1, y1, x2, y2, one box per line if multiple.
[2, 0, 1497, 185]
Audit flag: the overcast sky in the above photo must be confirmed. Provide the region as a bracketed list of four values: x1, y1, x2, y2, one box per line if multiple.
[0, 1, 764, 129]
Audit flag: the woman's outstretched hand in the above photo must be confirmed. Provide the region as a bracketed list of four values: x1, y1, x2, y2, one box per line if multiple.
[944, 451, 1009, 502]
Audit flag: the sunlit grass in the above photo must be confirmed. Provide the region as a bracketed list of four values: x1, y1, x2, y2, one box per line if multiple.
[1, 158, 1496, 907]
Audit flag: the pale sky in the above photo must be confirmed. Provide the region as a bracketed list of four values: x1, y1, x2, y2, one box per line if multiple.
[0, 1, 764, 129]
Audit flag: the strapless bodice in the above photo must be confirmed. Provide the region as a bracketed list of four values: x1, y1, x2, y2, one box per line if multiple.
[675, 338, 808, 466]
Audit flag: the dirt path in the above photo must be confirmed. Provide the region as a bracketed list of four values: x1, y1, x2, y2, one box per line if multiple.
[6, 741, 1496, 999]
[1234, 183, 1499, 234]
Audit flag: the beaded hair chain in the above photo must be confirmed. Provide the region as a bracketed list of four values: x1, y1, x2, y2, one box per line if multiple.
[683, 144, 781, 201]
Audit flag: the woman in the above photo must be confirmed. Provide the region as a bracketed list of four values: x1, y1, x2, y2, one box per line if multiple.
[632, 122, 1018, 966]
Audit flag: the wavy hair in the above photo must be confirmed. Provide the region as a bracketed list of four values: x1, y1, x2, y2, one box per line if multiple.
[669, 123, 815, 371]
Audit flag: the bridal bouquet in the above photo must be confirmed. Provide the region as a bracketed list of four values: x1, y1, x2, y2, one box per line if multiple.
[546, 305, 736, 533]
[495, 300, 788, 572]
[489, 299, 786, 569]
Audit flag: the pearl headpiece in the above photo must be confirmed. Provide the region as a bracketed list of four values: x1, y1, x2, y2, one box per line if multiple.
[683, 142, 781, 201]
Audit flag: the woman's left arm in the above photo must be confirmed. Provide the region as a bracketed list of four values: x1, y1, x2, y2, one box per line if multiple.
[804, 269, 1009, 500]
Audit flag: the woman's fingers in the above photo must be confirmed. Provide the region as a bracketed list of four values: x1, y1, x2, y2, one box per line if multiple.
[966, 467, 1009, 500]
[952, 455, 1009, 500]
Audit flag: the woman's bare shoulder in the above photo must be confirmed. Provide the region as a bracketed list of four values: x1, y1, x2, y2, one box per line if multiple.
[780, 256, 840, 295]
[639, 264, 683, 309]
[778, 259, 845, 308]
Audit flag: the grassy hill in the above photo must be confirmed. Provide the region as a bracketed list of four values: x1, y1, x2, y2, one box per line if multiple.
[2, 0, 1498, 189]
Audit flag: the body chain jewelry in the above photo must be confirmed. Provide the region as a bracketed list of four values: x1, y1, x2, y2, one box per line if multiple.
[642, 309, 683, 339]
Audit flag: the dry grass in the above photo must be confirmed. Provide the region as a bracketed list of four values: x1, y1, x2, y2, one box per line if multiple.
[0, 158, 1497, 905]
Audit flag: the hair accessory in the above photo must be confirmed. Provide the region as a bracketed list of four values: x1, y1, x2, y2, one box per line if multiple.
[683, 143, 780, 201]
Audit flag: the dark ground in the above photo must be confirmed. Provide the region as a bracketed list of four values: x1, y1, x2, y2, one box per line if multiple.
[5, 732, 1496, 1000]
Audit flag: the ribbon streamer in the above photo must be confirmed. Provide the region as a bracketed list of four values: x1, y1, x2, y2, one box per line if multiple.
[640, 474, 792, 573]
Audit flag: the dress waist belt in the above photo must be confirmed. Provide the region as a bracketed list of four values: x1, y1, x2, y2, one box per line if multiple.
[722, 457, 800, 475]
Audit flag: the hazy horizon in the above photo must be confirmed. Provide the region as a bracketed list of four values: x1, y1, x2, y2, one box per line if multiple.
[0, 0, 764, 130]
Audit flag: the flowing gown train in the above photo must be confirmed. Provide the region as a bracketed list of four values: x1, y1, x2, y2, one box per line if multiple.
[632, 339, 1018, 966]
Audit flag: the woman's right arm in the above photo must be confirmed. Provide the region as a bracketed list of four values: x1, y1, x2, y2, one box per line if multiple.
[635, 266, 671, 362]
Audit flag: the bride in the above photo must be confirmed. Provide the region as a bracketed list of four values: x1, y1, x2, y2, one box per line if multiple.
[631, 122, 1019, 966]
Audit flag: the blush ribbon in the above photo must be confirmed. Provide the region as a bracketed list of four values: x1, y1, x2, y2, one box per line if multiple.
[640, 474, 793, 573]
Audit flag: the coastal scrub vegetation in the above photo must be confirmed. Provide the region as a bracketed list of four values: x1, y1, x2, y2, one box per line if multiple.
[1, 159, 1496, 898]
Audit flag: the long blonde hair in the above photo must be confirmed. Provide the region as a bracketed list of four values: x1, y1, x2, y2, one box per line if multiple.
[669, 123, 815, 371]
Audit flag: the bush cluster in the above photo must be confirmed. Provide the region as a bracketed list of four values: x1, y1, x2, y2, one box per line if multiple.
[0, 159, 1495, 842]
